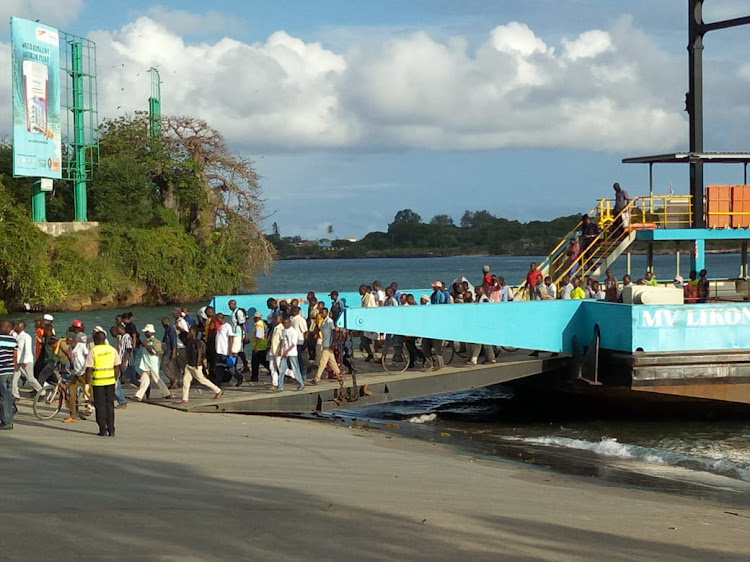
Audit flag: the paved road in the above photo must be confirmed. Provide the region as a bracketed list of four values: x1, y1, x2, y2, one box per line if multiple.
[2, 401, 749, 561]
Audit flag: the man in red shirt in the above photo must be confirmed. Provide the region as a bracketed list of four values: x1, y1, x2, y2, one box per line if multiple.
[525, 262, 542, 298]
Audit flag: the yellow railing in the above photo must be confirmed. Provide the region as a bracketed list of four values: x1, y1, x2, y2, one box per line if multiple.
[596, 194, 693, 229]
[520, 194, 695, 299]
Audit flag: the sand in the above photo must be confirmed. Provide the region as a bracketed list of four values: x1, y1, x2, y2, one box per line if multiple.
[1, 401, 749, 561]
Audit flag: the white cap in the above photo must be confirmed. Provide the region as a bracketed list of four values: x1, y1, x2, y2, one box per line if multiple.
[142, 323, 156, 333]
[43, 314, 54, 321]
[93, 325, 107, 334]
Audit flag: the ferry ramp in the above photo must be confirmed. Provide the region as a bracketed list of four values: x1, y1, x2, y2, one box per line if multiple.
[149, 350, 567, 414]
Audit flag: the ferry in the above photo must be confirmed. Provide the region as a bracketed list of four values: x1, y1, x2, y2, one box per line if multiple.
[212, 2, 750, 409]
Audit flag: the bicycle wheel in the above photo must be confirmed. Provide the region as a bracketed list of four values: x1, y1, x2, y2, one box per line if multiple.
[451, 341, 469, 359]
[381, 344, 409, 374]
[33, 385, 63, 420]
[441, 341, 455, 365]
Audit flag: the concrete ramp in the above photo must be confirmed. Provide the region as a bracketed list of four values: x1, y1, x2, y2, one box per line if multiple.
[150, 351, 568, 414]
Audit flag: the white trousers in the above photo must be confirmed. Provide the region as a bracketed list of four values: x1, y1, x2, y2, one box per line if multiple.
[182, 365, 220, 401]
[134, 370, 171, 400]
[12, 364, 42, 399]
[270, 356, 281, 386]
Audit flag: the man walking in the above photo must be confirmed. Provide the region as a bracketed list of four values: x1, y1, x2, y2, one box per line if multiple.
[12, 320, 42, 400]
[179, 327, 223, 403]
[134, 325, 173, 401]
[310, 308, 341, 385]
[161, 316, 180, 389]
[613, 182, 630, 232]
[228, 299, 250, 372]
[0, 320, 18, 430]
[276, 316, 305, 391]
[84, 331, 120, 436]
[250, 312, 269, 382]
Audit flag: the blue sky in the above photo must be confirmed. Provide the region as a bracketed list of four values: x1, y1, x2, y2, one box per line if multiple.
[1, 1, 749, 239]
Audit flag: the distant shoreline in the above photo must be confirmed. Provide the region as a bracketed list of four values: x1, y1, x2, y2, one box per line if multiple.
[277, 249, 743, 261]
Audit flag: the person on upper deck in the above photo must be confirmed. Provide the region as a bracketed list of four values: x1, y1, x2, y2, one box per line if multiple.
[580, 214, 599, 250]
[613, 182, 630, 232]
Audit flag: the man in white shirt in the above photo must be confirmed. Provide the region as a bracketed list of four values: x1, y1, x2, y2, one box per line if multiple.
[544, 276, 558, 299]
[227, 299, 250, 372]
[212, 313, 238, 388]
[290, 306, 308, 374]
[372, 281, 386, 306]
[267, 312, 284, 389]
[63, 332, 90, 423]
[561, 274, 574, 300]
[12, 320, 42, 399]
[277, 316, 304, 391]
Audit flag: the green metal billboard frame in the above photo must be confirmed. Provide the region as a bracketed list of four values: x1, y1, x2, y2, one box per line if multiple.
[59, 30, 99, 222]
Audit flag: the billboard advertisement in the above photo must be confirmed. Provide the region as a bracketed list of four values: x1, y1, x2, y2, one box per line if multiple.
[10, 17, 62, 179]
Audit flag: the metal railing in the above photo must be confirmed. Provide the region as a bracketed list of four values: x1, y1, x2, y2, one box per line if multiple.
[519, 194, 694, 298]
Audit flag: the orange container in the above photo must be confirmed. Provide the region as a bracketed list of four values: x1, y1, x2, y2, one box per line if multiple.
[731, 185, 750, 228]
[706, 184, 731, 228]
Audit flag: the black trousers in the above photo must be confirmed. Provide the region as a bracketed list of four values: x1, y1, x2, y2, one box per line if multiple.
[251, 350, 269, 381]
[93, 384, 115, 435]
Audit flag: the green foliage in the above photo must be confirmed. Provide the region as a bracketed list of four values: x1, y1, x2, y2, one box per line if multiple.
[0, 112, 274, 312]
[0, 182, 65, 308]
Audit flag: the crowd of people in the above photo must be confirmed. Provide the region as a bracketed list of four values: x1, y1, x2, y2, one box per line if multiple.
[524, 262, 711, 303]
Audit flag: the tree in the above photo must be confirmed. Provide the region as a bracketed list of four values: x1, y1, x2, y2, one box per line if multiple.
[392, 208, 422, 225]
[272, 222, 280, 237]
[326, 224, 334, 234]
[430, 214, 454, 227]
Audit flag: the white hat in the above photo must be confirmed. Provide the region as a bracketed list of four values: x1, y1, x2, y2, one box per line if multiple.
[93, 325, 107, 334]
[674, 275, 683, 284]
[142, 324, 156, 333]
[43, 314, 54, 321]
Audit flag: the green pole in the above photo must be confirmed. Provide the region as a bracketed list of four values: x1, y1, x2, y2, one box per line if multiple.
[148, 67, 161, 138]
[31, 178, 46, 222]
[72, 41, 87, 221]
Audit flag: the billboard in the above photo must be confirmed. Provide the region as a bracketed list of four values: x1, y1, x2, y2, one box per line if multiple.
[10, 17, 62, 179]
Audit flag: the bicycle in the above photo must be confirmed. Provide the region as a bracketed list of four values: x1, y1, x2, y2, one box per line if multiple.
[33, 367, 94, 421]
[380, 335, 410, 374]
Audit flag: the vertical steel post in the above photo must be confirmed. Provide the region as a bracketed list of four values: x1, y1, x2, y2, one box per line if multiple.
[148, 67, 161, 138]
[31, 178, 46, 222]
[72, 41, 87, 221]
[688, 0, 704, 230]
[741, 241, 748, 278]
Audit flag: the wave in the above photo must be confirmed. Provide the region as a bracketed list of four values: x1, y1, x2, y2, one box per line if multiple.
[408, 413, 438, 424]
[507, 436, 750, 483]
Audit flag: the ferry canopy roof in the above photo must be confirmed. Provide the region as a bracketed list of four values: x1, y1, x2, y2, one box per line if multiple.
[623, 152, 750, 164]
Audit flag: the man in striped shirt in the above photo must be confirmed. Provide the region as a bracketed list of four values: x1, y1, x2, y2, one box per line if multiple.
[0, 320, 19, 430]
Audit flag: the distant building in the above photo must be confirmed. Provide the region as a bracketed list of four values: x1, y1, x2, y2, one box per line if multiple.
[318, 238, 333, 250]
[346, 236, 357, 243]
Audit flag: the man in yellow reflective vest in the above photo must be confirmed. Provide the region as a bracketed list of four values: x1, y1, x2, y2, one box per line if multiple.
[85, 331, 121, 437]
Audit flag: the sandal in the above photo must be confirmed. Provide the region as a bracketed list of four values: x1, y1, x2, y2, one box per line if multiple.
[177, 399, 189, 404]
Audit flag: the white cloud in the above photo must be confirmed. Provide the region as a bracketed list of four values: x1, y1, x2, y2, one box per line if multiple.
[562, 30, 612, 61]
[739, 63, 750, 81]
[0, 0, 84, 29]
[0, 14, 692, 155]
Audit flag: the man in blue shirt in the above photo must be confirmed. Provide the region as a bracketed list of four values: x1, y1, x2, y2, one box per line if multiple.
[0, 320, 19, 430]
[161, 316, 180, 389]
[423, 282, 449, 371]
